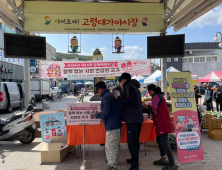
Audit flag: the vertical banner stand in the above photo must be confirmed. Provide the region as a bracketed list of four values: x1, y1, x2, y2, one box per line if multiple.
[80, 123, 89, 165]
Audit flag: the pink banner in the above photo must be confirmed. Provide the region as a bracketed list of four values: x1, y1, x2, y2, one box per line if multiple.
[39, 59, 151, 78]
[67, 103, 101, 125]
[173, 110, 204, 163]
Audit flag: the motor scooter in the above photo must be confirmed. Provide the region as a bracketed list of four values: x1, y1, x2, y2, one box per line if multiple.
[78, 88, 85, 102]
[0, 104, 39, 144]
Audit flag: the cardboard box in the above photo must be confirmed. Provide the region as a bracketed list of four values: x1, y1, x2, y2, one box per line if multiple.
[202, 124, 213, 129]
[208, 128, 222, 140]
[32, 136, 69, 163]
[213, 124, 221, 129]
[212, 118, 221, 125]
[202, 120, 212, 129]
[204, 119, 212, 125]
[203, 114, 212, 121]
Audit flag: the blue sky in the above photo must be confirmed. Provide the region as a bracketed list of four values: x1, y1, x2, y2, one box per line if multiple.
[41, 4, 222, 64]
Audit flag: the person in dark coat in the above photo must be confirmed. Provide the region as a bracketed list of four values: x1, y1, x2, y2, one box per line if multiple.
[205, 85, 214, 111]
[114, 73, 143, 170]
[147, 85, 177, 170]
[91, 81, 122, 170]
[214, 85, 222, 112]
[194, 87, 202, 105]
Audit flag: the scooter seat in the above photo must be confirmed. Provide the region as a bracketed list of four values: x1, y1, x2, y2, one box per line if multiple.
[9, 111, 24, 122]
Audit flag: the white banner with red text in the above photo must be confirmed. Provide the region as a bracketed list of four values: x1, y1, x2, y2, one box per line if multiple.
[39, 59, 151, 78]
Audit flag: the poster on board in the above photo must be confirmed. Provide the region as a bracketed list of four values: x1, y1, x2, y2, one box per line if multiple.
[67, 103, 100, 125]
[39, 112, 67, 142]
[39, 59, 151, 79]
[168, 72, 204, 164]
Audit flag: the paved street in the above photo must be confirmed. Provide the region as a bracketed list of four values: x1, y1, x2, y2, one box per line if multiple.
[0, 93, 221, 170]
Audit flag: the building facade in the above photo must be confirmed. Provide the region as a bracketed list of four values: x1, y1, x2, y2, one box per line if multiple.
[166, 42, 222, 78]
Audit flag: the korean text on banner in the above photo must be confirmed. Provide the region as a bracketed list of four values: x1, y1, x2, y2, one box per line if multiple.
[39, 59, 151, 78]
[67, 103, 101, 125]
[167, 72, 204, 164]
[24, 2, 164, 33]
[39, 112, 67, 142]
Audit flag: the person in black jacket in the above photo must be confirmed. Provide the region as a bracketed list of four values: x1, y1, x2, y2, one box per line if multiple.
[214, 85, 222, 112]
[114, 73, 143, 170]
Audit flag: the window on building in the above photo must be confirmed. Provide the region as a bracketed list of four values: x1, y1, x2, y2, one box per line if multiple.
[212, 56, 218, 62]
[188, 58, 193, 63]
[200, 57, 205, 62]
[182, 58, 187, 63]
[174, 58, 178, 62]
[167, 58, 171, 62]
[194, 57, 199, 62]
[206, 57, 211, 62]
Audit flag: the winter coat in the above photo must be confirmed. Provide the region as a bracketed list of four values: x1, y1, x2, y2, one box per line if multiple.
[152, 93, 174, 136]
[117, 79, 143, 123]
[205, 89, 213, 101]
[96, 89, 122, 131]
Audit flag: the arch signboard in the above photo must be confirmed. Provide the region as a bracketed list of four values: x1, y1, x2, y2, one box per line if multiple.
[24, 2, 164, 34]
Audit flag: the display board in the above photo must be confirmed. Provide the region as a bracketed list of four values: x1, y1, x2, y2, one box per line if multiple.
[39, 112, 67, 142]
[39, 59, 151, 78]
[67, 103, 100, 125]
[168, 72, 204, 164]
[24, 2, 164, 33]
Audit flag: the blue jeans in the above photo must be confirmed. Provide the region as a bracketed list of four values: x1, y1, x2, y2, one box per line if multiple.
[156, 134, 175, 166]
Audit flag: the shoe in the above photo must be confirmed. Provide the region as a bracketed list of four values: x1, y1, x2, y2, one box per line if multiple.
[126, 159, 133, 164]
[162, 165, 178, 170]
[153, 159, 168, 166]
[129, 165, 139, 170]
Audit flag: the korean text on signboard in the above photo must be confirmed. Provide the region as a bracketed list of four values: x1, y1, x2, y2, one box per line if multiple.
[39, 59, 151, 78]
[67, 103, 101, 125]
[39, 112, 67, 142]
[24, 2, 164, 33]
[168, 72, 204, 164]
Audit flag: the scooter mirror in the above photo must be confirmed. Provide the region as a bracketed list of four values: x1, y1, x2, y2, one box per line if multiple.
[27, 104, 34, 112]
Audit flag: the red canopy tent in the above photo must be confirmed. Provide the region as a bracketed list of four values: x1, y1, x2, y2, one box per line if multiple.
[199, 71, 222, 82]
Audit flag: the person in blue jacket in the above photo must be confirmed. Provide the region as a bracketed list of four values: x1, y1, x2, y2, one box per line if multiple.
[205, 85, 214, 111]
[91, 81, 122, 170]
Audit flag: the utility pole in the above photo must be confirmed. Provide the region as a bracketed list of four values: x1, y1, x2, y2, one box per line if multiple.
[23, 32, 31, 109]
[160, 29, 167, 100]
[161, 0, 168, 100]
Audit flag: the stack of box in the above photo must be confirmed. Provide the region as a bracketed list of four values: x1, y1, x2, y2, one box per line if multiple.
[208, 117, 222, 140]
[212, 117, 221, 128]
[202, 114, 212, 129]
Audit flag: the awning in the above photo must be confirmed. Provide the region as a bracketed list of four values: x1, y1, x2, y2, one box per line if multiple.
[199, 71, 222, 82]
[143, 70, 161, 84]
[156, 66, 180, 81]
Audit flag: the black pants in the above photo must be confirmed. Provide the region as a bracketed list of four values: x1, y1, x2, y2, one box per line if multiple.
[206, 100, 213, 111]
[156, 134, 175, 166]
[216, 99, 222, 112]
[126, 123, 142, 167]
